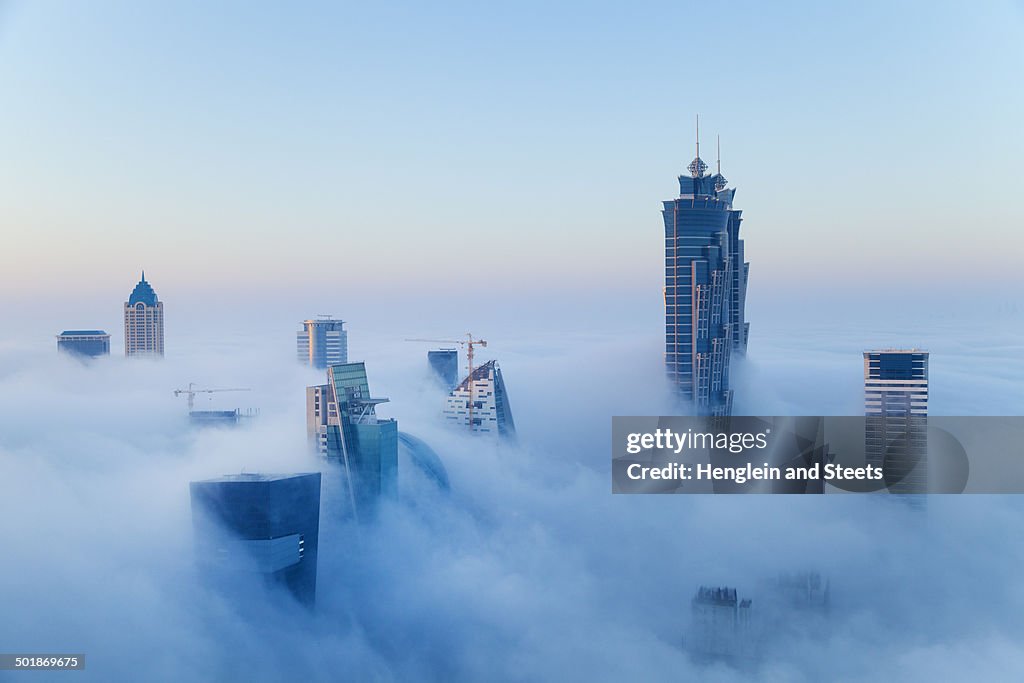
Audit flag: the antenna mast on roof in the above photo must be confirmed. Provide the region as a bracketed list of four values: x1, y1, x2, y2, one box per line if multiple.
[696, 114, 700, 166]
[714, 133, 728, 191]
[688, 115, 708, 178]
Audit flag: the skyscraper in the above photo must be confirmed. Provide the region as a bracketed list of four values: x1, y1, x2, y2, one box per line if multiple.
[772, 572, 830, 612]
[427, 349, 459, 390]
[297, 317, 347, 369]
[306, 362, 397, 517]
[189, 472, 321, 607]
[442, 359, 516, 438]
[688, 587, 757, 663]
[663, 125, 749, 415]
[864, 350, 929, 496]
[124, 272, 164, 356]
[57, 330, 110, 357]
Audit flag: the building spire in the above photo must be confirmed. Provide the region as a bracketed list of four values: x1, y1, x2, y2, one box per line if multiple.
[141, 269, 145, 282]
[714, 134, 728, 191]
[687, 114, 708, 178]
[696, 114, 700, 164]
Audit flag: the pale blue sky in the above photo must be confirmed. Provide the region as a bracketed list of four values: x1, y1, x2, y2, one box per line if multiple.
[1, 0, 1022, 321]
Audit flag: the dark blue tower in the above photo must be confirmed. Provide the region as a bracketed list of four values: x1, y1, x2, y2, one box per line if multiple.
[428, 349, 459, 390]
[189, 472, 321, 607]
[663, 123, 749, 415]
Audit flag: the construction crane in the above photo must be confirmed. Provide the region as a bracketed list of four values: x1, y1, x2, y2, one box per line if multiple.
[406, 333, 487, 431]
[173, 383, 251, 412]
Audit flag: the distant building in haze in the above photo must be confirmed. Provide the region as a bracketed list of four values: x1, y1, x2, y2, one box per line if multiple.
[297, 317, 347, 369]
[173, 384, 258, 428]
[189, 472, 321, 607]
[864, 349, 929, 496]
[687, 586, 757, 664]
[663, 125, 749, 416]
[306, 362, 397, 518]
[124, 272, 164, 356]
[442, 359, 516, 438]
[697, 572, 831, 663]
[57, 330, 110, 358]
[188, 409, 258, 428]
[773, 572, 830, 612]
[428, 349, 459, 390]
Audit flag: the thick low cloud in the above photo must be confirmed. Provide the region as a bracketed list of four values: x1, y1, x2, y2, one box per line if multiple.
[1, 311, 1024, 682]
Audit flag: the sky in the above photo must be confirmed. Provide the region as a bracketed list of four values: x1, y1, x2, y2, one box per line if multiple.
[1, 0, 1023, 320]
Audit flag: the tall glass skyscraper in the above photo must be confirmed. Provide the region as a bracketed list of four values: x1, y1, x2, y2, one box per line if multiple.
[663, 130, 749, 415]
[124, 272, 164, 357]
[306, 362, 397, 519]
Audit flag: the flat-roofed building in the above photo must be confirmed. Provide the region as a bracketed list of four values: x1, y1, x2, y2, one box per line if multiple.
[864, 349, 929, 497]
[297, 317, 347, 369]
[57, 330, 110, 357]
[189, 472, 321, 606]
[428, 348, 459, 390]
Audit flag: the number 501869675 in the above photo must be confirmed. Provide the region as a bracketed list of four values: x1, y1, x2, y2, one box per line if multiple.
[1, 654, 85, 670]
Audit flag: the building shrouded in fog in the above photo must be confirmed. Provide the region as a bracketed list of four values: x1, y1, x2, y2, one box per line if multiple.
[663, 127, 749, 415]
[442, 359, 516, 438]
[306, 362, 397, 517]
[189, 472, 321, 607]
[124, 272, 164, 356]
[864, 349, 929, 496]
[774, 571, 830, 611]
[428, 349, 459, 390]
[297, 317, 347, 369]
[687, 586, 757, 663]
[686, 573, 830, 665]
[57, 330, 110, 357]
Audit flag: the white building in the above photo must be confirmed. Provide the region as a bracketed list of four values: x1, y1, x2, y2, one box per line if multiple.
[305, 384, 333, 456]
[443, 360, 515, 438]
[124, 272, 164, 357]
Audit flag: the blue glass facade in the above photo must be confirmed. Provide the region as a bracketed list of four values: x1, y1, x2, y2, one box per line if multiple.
[57, 330, 110, 357]
[663, 153, 749, 415]
[323, 362, 398, 517]
[427, 349, 459, 390]
[398, 432, 451, 491]
[491, 363, 516, 437]
[189, 473, 321, 607]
